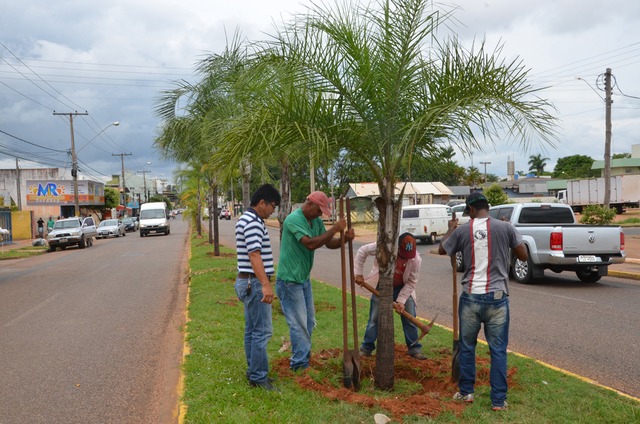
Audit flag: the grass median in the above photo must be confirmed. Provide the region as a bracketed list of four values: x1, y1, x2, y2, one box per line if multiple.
[0, 244, 47, 260]
[182, 233, 639, 423]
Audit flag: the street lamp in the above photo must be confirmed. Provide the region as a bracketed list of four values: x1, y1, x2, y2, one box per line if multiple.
[77, 121, 120, 153]
[480, 161, 491, 183]
[138, 161, 151, 203]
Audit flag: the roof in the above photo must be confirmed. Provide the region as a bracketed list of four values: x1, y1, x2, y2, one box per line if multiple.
[592, 158, 640, 169]
[348, 182, 453, 197]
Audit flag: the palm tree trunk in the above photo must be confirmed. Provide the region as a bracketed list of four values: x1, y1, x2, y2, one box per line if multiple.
[277, 158, 292, 240]
[195, 180, 202, 236]
[211, 183, 220, 256]
[241, 158, 252, 210]
[373, 178, 402, 390]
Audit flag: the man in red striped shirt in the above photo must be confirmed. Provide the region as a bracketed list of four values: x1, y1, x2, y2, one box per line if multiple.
[439, 192, 527, 411]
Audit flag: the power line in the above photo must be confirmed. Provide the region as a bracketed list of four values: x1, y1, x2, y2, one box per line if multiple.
[0, 41, 86, 111]
[0, 128, 69, 152]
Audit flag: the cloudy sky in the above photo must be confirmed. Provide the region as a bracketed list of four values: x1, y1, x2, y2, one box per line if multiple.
[1, 0, 639, 185]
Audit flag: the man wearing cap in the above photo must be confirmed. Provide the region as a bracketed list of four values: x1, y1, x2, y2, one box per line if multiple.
[276, 191, 354, 371]
[354, 233, 427, 360]
[438, 192, 527, 411]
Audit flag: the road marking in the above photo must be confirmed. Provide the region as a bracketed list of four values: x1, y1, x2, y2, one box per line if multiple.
[3, 293, 60, 328]
[514, 287, 596, 304]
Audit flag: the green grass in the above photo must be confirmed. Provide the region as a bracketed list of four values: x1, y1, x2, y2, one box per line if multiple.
[0, 244, 47, 260]
[182, 234, 640, 423]
[618, 217, 640, 226]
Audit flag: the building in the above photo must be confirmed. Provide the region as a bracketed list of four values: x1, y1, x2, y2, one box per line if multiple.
[591, 144, 640, 176]
[345, 181, 454, 205]
[0, 167, 105, 218]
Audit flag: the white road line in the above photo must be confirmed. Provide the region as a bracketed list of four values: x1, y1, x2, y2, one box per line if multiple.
[3, 293, 60, 327]
[514, 287, 596, 304]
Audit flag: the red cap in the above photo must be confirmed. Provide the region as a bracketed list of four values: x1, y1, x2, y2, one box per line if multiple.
[306, 191, 332, 216]
[398, 233, 417, 259]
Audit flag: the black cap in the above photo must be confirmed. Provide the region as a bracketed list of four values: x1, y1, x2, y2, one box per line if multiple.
[464, 192, 487, 213]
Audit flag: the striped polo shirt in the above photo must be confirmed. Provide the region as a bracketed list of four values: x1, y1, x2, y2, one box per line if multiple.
[235, 208, 274, 275]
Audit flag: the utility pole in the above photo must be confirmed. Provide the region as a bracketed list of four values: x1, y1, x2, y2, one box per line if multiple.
[604, 68, 613, 208]
[113, 153, 132, 207]
[15, 158, 22, 210]
[54, 111, 88, 216]
[480, 161, 491, 184]
[137, 169, 150, 203]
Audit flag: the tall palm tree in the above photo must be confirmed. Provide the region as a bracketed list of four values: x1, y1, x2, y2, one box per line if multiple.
[528, 153, 550, 176]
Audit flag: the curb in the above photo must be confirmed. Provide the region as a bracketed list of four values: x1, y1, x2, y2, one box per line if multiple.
[608, 270, 640, 281]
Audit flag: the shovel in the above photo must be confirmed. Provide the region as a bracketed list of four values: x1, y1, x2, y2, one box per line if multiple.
[451, 213, 461, 383]
[339, 198, 354, 389]
[355, 279, 438, 344]
[346, 198, 361, 390]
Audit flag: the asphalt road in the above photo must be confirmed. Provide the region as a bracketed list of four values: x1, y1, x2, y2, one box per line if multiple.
[214, 218, 640, 399]
[0, 220, 189, 424]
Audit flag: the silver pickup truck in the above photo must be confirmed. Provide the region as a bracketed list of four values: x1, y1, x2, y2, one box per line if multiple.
[47, 216, 98, 252]
[488, 203, 625, 283]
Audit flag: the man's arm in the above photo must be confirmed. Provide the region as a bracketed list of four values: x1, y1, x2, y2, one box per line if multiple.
[299, 219, 353, 250]
[512, 243, 528, 261]
[438, 215, 459, 255]
[248, 250, 274, 304]
[395, 255, 421, 312]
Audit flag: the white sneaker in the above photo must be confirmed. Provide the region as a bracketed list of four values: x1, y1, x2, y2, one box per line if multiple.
[453, 392, 474, 403]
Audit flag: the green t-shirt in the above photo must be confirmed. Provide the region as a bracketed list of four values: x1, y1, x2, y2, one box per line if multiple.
[277, 208, 326, 283]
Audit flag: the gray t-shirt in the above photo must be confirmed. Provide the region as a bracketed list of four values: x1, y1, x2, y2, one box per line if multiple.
[442, 217, 523, 295]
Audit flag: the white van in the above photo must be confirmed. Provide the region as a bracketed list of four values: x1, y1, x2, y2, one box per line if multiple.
[399, 204, 451, 244]
[139, 202, 170, 237]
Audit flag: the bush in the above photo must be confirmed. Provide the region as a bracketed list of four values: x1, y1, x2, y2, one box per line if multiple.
[483, 183, 510, 206]
[579, 205, 617, 225]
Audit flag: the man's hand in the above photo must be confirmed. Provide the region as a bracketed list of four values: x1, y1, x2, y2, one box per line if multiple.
[332, 219, 347, 234]
[354, 274, 365, 286]
[448, 211, 458, 231]
[393, 302, 405, 314]
[345, 227, 355, 241]
[261, 283, 274, 304]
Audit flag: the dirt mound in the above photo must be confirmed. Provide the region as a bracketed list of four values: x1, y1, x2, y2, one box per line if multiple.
[274, 344, 516, 421]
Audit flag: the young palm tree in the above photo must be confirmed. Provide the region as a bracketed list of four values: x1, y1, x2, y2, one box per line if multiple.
[266, 0, 557, 389]
[156, 0, 558, 389]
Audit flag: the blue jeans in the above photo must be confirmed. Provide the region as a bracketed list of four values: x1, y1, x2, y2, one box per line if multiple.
[361, 285, 422, 355]
[234, 276, 273, 384]
[458, 291, 510, 407]
[276, 278, 315, 370]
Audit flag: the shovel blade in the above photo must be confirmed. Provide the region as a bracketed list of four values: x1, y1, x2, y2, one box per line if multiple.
[351, 350, 361, 391]
[343, 347, 354, 389]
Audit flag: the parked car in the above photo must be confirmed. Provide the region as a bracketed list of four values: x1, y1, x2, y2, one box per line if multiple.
[219, 208, 231, 220]
[47, 216, 97, 252]
[96, 219, 126, 238]
[450, 204, 471, 225]
[122, 217, 139, 232]
[399, 204, 451, 244]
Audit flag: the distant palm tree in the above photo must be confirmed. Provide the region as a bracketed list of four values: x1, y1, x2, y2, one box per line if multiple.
[528, 154, 550, 176]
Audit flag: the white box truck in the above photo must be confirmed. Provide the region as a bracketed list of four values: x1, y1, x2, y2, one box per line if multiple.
[557, 175, 640, 213]
[399, 204, 451, 244]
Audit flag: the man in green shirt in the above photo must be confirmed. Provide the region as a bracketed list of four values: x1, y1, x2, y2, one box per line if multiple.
[276, 191, 354, 371]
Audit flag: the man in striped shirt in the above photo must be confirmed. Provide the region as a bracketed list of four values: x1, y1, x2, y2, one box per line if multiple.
[234, 184, 281, 391]
[439, 192, 527, 411]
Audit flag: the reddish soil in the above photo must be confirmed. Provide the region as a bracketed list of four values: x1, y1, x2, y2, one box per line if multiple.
[273, 345, 517, 421]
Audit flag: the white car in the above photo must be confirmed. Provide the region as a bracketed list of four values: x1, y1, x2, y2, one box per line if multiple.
[96, 219, 126, 238]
